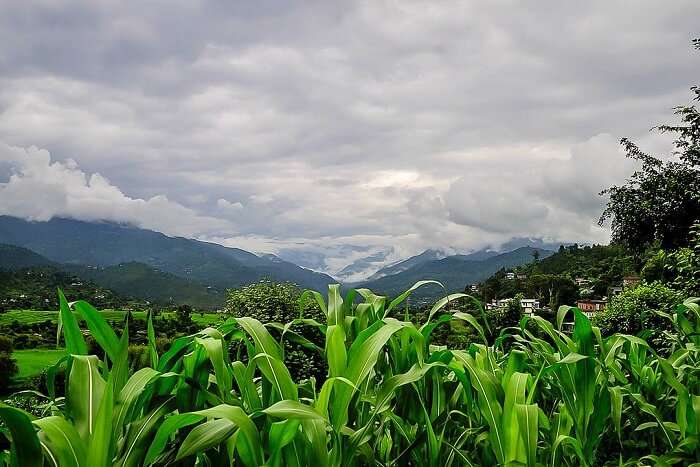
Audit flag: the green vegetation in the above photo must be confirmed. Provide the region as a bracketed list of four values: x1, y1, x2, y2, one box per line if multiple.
[479, 244, 633, 308]
[0, 267, 126, 311]
[0, 309, 221, 326]
[0, 337, 17, 391]
[0, 285, 697, 465]
[12, 349, 66, 379]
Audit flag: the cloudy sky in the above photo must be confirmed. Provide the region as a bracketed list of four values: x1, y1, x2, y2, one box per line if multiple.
[0, 1, 698, 278]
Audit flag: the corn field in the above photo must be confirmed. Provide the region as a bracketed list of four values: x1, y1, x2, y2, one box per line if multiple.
[0, 283, 698, 466]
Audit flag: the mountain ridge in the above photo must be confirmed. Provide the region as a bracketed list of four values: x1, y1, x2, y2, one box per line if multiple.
[0, 216, 335, 292]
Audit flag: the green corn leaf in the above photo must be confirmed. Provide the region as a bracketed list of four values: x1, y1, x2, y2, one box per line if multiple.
[264, 400, 325, 420]
[115, 397, 175, 467]
[609, 386, 624, 444]
[57, 288, 87, 355]
[143, 413, 204, 465]
[33, 416, 87, 467]
[325, 324, 347, 377]
[67, 355, 106, 442]
[147, 311, 158, 368]
[0, 404, 43, 467]
[196, 335, 232, 401]
[386, 280, 443, 314]
[515, 403, 539, 467]
[175, 418, 237, 461]
[86, 376, 114, 467]
[72, 300, 121, 361]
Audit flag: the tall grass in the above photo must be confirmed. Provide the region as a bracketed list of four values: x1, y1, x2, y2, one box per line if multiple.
[0, 284, 698, 466]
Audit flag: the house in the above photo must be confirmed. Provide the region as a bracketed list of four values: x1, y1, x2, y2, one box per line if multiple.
[623, 275, 640, 288]
[486, 298, 540, 316]
[520, 298, 540, 316]
[575, 277, 591, 286]
[517, 273, 527, 280]
[469, 284, 479, 292]
[505, 272, 516, 280]
[576, 299, 607, 318]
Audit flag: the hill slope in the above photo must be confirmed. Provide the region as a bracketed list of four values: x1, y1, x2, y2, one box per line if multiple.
[0, 216, 335, 291]
[361, 247, 553, 302]
[0, 244, 55, 270]
[70, 262, 224, 309]
[0, 244, 223, 308]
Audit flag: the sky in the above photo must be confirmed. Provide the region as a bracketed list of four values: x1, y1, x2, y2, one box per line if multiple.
[0, 1, 698, 279]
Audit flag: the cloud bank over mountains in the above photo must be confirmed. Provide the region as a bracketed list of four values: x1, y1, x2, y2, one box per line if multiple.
[0, 1, 697, 277]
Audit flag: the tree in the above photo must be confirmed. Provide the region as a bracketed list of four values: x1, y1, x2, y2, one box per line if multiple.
[225, 280, 326, 382]
[0, 336, 17, 390]
[600, 39, 700, 254]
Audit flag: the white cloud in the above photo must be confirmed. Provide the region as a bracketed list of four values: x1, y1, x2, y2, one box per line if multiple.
[0, 142, 232, 238]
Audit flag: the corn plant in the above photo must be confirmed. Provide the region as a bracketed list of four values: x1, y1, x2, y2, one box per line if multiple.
[0, 286, 698, 466]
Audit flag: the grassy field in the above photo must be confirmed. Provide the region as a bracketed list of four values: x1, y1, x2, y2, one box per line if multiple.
[1, 309, 223, 326]
[13, 349, 66, 379]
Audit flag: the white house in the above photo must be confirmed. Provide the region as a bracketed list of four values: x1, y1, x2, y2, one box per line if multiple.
[505, 272, 516, 280]
[486, 298, 540, 316]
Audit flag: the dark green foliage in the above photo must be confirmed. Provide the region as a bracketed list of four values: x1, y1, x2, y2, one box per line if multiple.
[480, 244, 635, 307]
[641, 224, 700, 296]
[225, 280, 326, 381]
[0, 244, 54, 270]
[0, 338, 17, 390]
[76, 262, 224, 309]
[593, 282, 680, 348]
[0, 267, 127, 311]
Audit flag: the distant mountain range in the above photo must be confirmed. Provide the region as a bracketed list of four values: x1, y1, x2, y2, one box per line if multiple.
[0, 216, 336, 307]
[0, 215, 556, 307]
[0, 216, 334, 290]
[358, 247, 554, 302]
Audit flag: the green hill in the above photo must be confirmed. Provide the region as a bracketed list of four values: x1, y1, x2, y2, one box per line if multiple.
[0, 245, 223, 309]
[0, 244, 55, 270]
[71, 262, 224, 309]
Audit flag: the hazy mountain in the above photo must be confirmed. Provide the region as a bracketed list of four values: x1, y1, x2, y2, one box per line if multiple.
[334, 249, 394, 282]
[0, 216, 335, 292]
[360, 247, 553, 302]
[366, 249, 448, 281]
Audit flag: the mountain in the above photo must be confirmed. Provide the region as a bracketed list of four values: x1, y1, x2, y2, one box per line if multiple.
[0, 244, 223, 308]
[335, 250, 394, 282]
[366, 249, 448, 281]
[0, 216, 335, 292]
[70, 262, 223, 308]
[0, 244, 55, 270]
[360, 247, 554, 303]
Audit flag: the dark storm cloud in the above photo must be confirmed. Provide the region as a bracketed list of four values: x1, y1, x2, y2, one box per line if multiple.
[0, 0, 698, 276]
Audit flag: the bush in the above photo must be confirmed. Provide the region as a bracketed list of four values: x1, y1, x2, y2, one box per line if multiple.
[0, 336, 13, 353]
[0, 352, 18, 391]
[593, 282, 679, 348]
[225, 280, 327, 381]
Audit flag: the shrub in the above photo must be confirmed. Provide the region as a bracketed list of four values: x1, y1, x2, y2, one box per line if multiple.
[593, 281, 679, 348]
[0, 354, 17, 391]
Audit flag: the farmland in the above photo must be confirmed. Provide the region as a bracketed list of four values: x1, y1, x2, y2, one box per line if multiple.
[0, 309, 223, 326]
[12, 349, 66, 379]
[1, 309, 224, 383]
